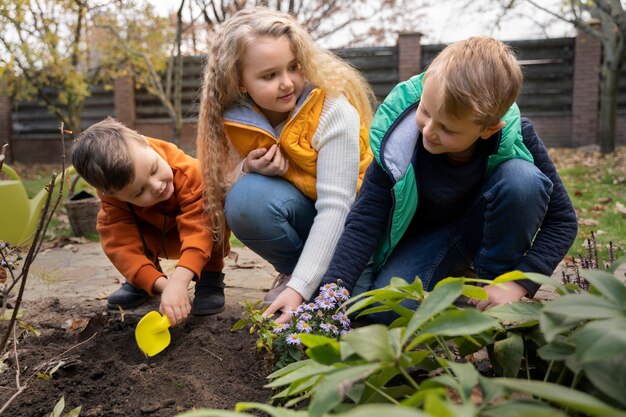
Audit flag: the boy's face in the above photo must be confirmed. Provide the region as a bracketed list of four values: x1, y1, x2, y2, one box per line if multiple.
[415, 74, 504, 161]
[111, 139, 174, 207]
[239, 35, 305, 127]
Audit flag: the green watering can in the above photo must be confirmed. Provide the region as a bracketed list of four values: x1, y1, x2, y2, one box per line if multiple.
[0, 163, 74, 246]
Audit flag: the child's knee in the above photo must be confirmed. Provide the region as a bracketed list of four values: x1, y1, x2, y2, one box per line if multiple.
[494, 160, 552, 204]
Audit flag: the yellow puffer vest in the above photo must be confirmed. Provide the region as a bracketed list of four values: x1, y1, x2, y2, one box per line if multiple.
[224, 87, 372, 200]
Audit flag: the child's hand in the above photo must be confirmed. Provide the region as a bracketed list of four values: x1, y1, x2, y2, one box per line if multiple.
[244, 145, 289, 176]
[159, 267, 193, 326]
[262, 287, 304, 324]
[470, 281, 528, 311]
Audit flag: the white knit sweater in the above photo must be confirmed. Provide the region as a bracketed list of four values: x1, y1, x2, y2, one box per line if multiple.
[286, 95, 361, 300]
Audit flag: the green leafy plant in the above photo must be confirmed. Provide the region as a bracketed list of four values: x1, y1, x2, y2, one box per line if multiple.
[184, 265, 626, 417]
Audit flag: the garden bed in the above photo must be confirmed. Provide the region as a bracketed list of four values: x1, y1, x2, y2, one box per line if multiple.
[0, 301, 271, 416]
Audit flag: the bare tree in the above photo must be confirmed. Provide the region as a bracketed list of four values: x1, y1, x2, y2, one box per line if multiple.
[0, 0, 171, 135]
[193, 0, 426, 47]
[487, 0, 625, 154]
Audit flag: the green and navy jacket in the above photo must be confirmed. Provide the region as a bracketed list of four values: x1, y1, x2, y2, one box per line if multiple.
[323, 73, 578, 296]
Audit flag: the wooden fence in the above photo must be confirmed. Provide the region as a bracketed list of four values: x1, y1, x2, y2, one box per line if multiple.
[4, 33, 625, 163]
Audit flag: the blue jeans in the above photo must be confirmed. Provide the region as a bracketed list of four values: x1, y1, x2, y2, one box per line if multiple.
[365, 159, 553, 324]
[224, 174, 317, 274]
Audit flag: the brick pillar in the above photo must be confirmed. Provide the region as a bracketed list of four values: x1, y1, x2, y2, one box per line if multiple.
[571, 24, 601, 147]
[114, 75, 136, 128]
[0, 80, 12, 162]
[398, 32, 423, 81]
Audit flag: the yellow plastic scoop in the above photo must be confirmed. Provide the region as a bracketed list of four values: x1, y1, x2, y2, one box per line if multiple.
[135, 311, 171, 357]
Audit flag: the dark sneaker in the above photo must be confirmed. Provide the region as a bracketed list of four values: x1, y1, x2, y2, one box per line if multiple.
[192, 272, 226, 316]
[262, 273, 292, 305]
[107, 282, 149, 309]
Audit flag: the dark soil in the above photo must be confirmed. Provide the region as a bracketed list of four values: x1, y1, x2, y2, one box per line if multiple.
[0, 300, 271, 417]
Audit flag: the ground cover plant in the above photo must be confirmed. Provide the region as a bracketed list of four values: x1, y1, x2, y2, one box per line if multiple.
[181, 262, 626, 417]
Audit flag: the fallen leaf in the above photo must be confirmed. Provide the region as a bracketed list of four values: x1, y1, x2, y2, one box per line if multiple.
[616, 202, 626, 217]
[95, 292, 109, 300]
[591, 204, 607, 211]
[574, 190, 583, 197]
[63, 318, 89, 331]
[579, 218, 600, 226]
[598, 197, 613, 204]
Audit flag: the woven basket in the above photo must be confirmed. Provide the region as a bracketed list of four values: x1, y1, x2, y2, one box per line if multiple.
[65, 190, 100, 236]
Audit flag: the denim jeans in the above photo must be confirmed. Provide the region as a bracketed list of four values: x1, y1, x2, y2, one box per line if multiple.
[224, 173, 317, 274]
[366, 159, 553, 324]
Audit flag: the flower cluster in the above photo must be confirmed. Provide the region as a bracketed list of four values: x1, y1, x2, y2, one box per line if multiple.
[274, 283, 351, 347]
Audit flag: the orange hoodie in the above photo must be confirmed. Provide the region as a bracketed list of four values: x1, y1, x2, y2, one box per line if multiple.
[96, 138, 227, 295]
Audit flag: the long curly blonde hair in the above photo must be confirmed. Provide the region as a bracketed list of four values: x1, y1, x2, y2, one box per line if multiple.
[197, 7, 375, 242]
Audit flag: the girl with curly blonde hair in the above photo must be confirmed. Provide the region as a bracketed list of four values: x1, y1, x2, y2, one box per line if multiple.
[197, 7, 375, 323]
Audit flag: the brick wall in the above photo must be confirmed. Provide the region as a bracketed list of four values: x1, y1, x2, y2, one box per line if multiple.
[571, 26, 601, 147]
[114, 75, 136, 128]
[398, 32, 422, 81]
[134, 121, 198, 156]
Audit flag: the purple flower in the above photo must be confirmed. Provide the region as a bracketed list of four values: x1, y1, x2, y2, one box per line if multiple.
[273, 323, 289, 333]
[317, 298, 336, 310]
[336, 287, 350, 302]
[296, 321, 312, 333]
[332, 312, 350, 328]
[319, 322, 334, 333]
[286, 333, 301, 346]
[301, 302, 316, 312]
[299, 312, 312, 322]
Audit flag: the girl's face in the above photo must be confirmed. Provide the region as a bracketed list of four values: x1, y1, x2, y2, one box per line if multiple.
[240, 35, 305, 127]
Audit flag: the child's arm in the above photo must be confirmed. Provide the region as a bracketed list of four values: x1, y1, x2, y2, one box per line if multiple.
[97, 197, 166, 294]
[158, 266, 193, 326]
[511, 119, 578, 296]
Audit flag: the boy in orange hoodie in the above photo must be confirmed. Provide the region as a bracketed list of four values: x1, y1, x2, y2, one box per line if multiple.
[71, 117, 229, 326]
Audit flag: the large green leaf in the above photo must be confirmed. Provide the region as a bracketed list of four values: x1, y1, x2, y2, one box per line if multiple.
[539, 310, 579, 342]
[582, 354, 626, 408]
[308, 364, 382, 417]
[176, 410, 245, 417]
[236, 403, 308, 416]
[403, 279, 463, 343]
[536, 339, 575, 361]
[299, 334, 342, 365]
[492, 378, 626, 416]
[483, 302, 542, 323]
[542, 293, 622, 320]
[342, 325, 399, 362]
[580, 269, 626, 307]
[492, 270, 529, 284]
[420, 309, 501, 337]
[331, 404, 429, 417]
[494, 332, 523, 377]
[446, 361, 480, 400]
[424, 393, 456, 417]
[575, 318, 626, 364]
[522, 272, 567, 293]
[483, 401, 568, 417]
[265, 362, 334, 389]
[268, 359, 315, 379]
